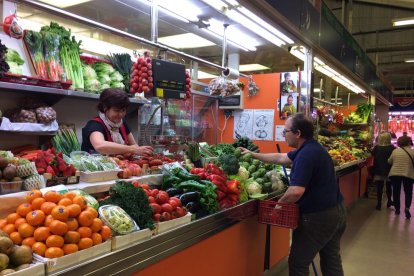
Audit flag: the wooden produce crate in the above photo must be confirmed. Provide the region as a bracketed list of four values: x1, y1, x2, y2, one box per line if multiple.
[33, 241, 111, 273]
[111, 228, 152, 251]
[7, 263, 45, 276]
[153, 213, 192, 235]
[80, 170, 121, 183]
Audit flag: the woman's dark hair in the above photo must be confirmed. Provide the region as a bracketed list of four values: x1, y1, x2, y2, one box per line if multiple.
[288, 112, 314, 139]
[97, 88, 130, 113]
[284, 72, 291, 79]
[287, 95, 293, 100]
[397, 135, 411, 147]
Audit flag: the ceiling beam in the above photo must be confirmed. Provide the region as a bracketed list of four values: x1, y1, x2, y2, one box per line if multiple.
[353, 25, 413, 36]
[366, 45, 414, 53]
[352, 0, 414, 11]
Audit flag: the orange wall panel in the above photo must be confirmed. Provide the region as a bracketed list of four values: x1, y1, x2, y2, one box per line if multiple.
[218, 73, 293, 154]
[134, 217, 290, 276]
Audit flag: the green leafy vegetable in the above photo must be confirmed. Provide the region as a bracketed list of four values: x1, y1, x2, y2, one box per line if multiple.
[100, 181, 154, 230]
[218, 154, 240, 175]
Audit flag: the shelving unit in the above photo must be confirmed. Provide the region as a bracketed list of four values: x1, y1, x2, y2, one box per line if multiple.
[0, 81, 149, 105]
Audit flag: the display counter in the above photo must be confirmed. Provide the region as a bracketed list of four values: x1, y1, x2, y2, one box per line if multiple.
[0, 156, 370, 276]
[44, 195, 289, 276]
[336, 159, 369, 207]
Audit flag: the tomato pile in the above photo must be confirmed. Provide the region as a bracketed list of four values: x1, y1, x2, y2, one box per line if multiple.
[132, 182, 187, 222]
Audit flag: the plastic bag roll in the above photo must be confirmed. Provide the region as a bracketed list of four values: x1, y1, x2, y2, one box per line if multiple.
[222, 67, 239, 80]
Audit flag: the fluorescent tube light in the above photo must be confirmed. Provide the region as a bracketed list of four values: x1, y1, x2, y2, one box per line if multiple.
[202, 25, 252, 52]
[315, 65, 335, 78]
[289, 46, 306, 61]
[226, 9, 284, 46]
[224, 0, 239, 6]
[405, 59, 414, 63]
[207, 19, 258, 51]
[38, 0, 92, 8]
[236, 7, 294, 44]
[239, 64, 270, 72]
[314, 88, 321, 92]
[200, 0, 228, 10]
[158, 33, 215, 49]
[392, 17, 414, 27]
[314, 57, 326, 66]
[158, 0, 202, 22]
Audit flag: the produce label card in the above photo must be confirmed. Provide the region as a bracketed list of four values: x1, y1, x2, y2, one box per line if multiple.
[252, 110, 274, 141]
[275, 125, 285, 142]
[233, 109, 254, 139]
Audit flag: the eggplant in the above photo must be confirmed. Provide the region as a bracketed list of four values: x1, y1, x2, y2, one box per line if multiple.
[179, 192, 200, 205]
[165, 188, 183, 197]
[185, 201, 201, 213]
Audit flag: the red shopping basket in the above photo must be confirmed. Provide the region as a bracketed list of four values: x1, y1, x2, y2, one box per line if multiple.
[258, 199, 299, 229]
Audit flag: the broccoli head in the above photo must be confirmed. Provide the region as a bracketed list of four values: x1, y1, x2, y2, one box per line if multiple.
[218, 154, 240, 175]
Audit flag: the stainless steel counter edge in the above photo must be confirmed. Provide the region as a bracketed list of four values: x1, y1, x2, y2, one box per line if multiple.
[49, 199, 258, 276]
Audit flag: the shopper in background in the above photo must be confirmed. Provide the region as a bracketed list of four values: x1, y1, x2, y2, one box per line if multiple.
[371, 132, 395, 210]
[239, 113, 346, 276]
[81, 88, 154, 156]
[388, 135, 414, 219]
[402, 131, 413, 146]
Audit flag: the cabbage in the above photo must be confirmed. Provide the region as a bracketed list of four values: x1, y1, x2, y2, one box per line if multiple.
[110, 71, 123, 82]
[110, 81, 125, 89]
[100, 83, 110, 90]
[93, 62, 115, 75]
[83, 64, 97, 80]
[98, 74, 111, 84]
[84, 79, 101, 92]
[7, 62, 23, 75]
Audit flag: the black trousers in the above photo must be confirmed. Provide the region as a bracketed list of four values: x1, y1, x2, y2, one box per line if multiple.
[390, 176, 413, 212]
[289, 203, 347, 276]
[375, 180, 392, 205]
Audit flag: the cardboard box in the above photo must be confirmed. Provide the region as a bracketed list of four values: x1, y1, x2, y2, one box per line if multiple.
[153, 213, 192, 235]
[111, 228, 152, 251]
[34, 241, 111, 273]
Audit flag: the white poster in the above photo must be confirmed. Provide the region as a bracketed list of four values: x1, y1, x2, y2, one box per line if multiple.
[233, 109, 254, 139]
[253, 110, 274, 141]
[275, 125, 285, 142]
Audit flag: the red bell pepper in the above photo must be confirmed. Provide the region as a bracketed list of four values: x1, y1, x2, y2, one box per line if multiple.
[227, 194, 239, 205]
[191, 168, 206, 174]
[227, 180, 241, 195]
[216, 190, 226, 201]
[219, 198, 233, 210]
[207, 174, 226, 185]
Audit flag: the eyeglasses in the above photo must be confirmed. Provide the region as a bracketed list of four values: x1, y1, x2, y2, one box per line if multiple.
[282, 129, 293, 135]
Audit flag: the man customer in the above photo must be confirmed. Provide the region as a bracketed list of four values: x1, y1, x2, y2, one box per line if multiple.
[239, 113, 346, 276]
[371, 132, 395, 210]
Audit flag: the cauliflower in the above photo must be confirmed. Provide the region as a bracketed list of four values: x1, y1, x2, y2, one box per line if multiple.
[237, 166, 249, 181]
[246, 178, 262, 195]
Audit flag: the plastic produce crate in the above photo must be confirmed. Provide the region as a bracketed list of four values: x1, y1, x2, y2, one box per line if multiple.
[258, 199, 299, 229]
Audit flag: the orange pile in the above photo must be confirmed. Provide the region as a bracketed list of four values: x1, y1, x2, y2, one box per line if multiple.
[0, 190, 111, 258]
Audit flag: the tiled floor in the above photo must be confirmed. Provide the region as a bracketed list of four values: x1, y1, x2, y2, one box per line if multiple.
[267, 195, 414, 275]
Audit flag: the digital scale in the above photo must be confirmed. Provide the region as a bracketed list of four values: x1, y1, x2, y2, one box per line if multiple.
[151, 59, 186, 99]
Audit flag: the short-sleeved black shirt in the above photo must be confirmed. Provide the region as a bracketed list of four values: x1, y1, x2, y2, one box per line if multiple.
[287, 139, 343, 213]
[81, 120, 131, 153]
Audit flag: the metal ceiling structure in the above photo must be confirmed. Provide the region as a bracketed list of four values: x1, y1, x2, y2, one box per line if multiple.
[324, 0, 414, 96]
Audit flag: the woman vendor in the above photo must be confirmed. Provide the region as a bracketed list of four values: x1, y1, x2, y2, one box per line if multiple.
[81, 88, 154, 156]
